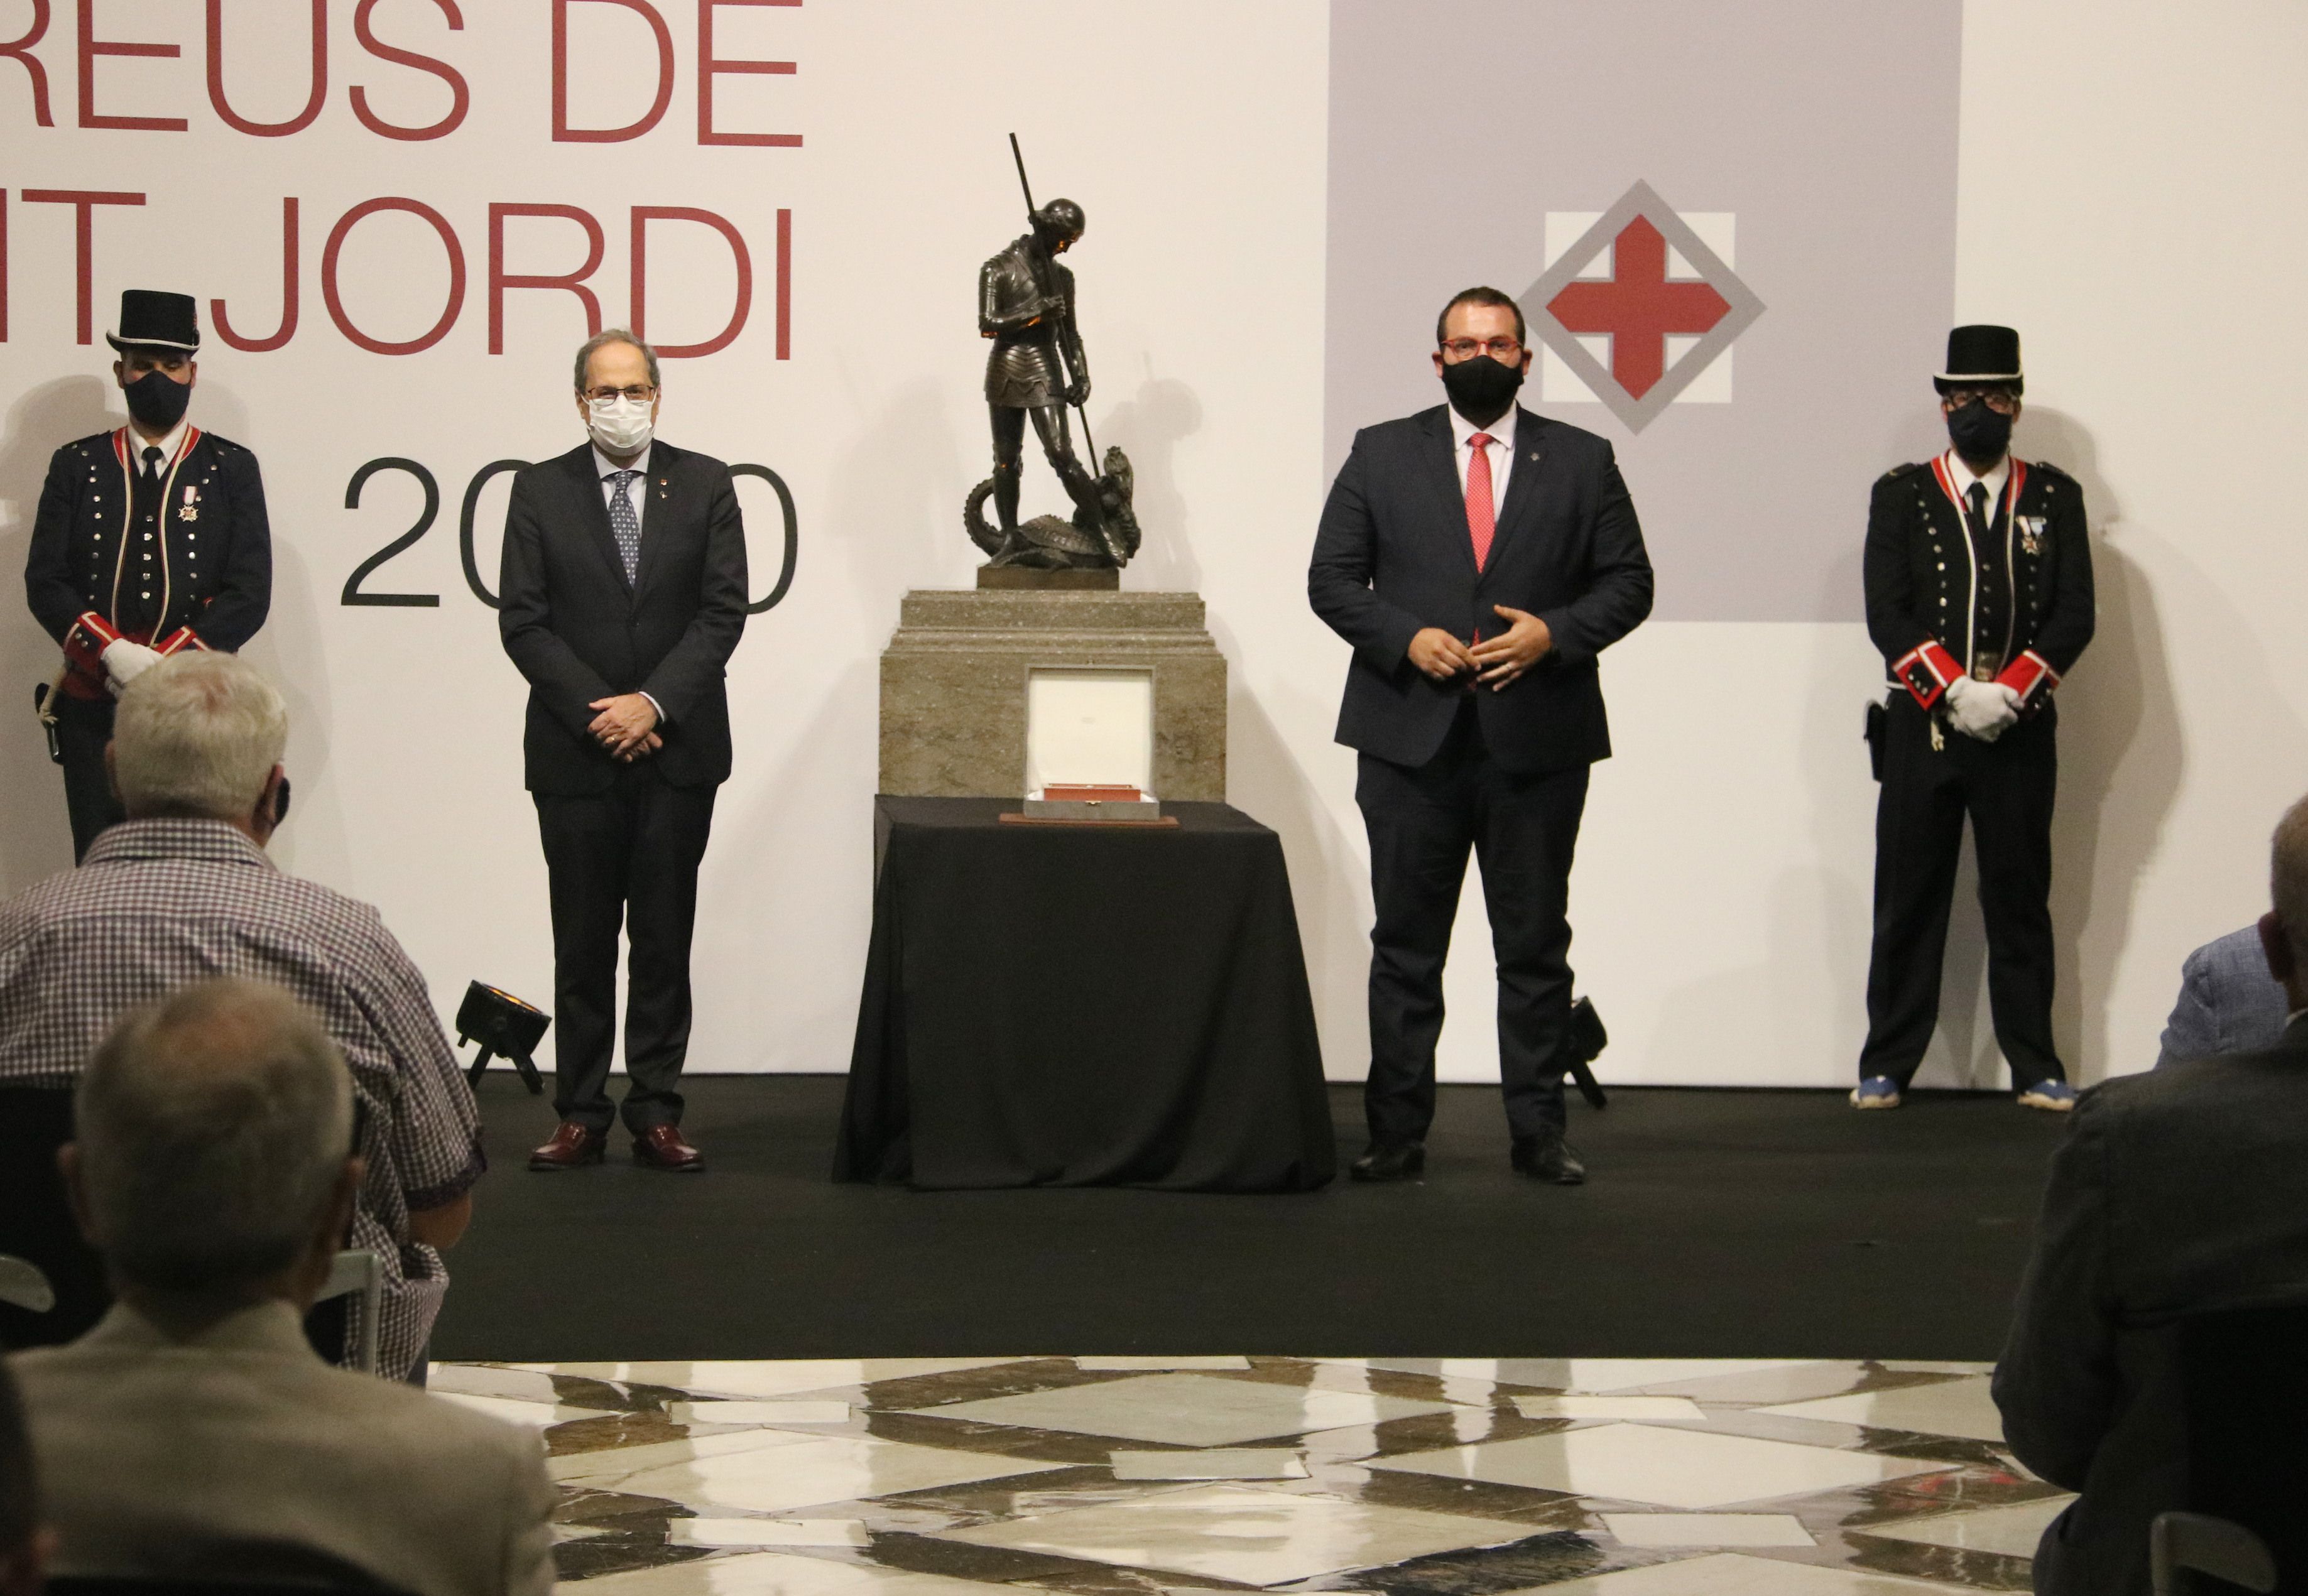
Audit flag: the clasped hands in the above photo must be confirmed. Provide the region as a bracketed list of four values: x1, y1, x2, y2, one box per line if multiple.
[99, 639, 162, 695]
[1408, 607, 1552, 691]
[1944, 676, 2022, 742]
[588, 693, 661, 763]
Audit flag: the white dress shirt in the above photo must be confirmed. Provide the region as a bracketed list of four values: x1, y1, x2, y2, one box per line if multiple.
[589, 442, 663, 724]
[592, 442, 653, 536]
[1447, 403, 1518, 517]
[127, 417, 188, 474]
[1942, 447, 2010, 519]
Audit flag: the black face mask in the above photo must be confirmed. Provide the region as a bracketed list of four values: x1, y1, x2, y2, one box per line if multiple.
[1440, 354, 1525, 428]
[123, 369, 192, 433]
[1946, 398, 2012, 462]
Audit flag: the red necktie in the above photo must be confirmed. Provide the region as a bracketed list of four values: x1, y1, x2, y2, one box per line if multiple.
[1466, 432, 1496, 572]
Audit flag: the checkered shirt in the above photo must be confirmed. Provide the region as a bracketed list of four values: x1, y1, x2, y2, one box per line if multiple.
[0, 820, 485, 1381]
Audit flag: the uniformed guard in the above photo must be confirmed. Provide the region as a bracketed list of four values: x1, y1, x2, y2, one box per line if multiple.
[24, 290, 273, 859]
[977, 199, 1115, 562]
[1854, 325, 2094, 1111]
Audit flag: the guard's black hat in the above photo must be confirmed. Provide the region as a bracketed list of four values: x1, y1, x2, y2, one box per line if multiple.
[105, 290, 200, 354]
[1934, 324, 2021, 395]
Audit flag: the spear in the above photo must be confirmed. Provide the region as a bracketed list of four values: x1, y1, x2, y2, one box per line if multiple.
[1008, 133, 1097, 463]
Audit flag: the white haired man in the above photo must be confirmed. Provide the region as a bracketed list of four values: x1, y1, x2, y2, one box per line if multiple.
[0, 655, 480, 1380]
[1995, 794, 2308, 1595]
[8, 979, 552, 1594]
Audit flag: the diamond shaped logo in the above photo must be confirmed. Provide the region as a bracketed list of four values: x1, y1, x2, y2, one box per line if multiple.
[1523, 180, 1765, 432]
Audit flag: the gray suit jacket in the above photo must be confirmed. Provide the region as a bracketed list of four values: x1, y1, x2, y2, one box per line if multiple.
[2156, 923, 2289, 1068]
[10, 1302, 553, 1596]
[1993, 1025, 2308, 1596]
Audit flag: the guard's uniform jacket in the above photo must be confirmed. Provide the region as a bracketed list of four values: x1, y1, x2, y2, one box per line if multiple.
[977, 235, 1082, 410]
[1864, 452, 2094, 720]
[1855, 448, 2094, 1094]
[26, 426, 272, 697]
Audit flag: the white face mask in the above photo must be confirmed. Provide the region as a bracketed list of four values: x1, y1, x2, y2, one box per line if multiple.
[587, 393, 655, 454]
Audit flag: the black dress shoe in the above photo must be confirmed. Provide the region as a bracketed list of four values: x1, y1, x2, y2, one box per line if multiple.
[1511, 1132, 1586, 1185]
[1349, 1142, 1425, 1183]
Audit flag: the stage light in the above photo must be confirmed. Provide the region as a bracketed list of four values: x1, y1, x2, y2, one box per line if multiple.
[455, 981, 551, 1095]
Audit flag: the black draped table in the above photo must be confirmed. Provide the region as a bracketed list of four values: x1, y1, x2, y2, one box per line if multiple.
[834, 796, 1334, 1192]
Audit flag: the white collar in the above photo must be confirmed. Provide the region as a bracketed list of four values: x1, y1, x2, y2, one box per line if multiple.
[592, 442, 653, 481]
[126, 418, 189, 466]
[1448, 404, 1518, 451]
[1942, 447, 2010, 506]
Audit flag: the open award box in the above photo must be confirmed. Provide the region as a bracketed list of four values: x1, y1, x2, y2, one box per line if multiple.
[1009, 668, 1172, 825]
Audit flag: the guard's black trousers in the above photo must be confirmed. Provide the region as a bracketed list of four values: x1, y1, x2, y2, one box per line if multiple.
[52, 693, 126, 862]
[1859, 694, 2064, 1090]
[1357, 702, 1589, 1147]
[535, 763, 717, 1136]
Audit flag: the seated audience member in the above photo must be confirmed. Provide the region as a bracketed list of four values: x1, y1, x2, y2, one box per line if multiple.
[0, 1362, 47, 1596]
[0, 654, 481, 1379]
[1995, 795, 2308, 1596]
[2155, 921, 2288, 1068]
[8, 979, 552, 1595]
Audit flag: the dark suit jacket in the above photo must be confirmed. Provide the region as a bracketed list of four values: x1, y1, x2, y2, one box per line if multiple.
[1994, 1028, 2308, 1596]
[498, 442, 748, 796]
[1308, 404, 1653, 775]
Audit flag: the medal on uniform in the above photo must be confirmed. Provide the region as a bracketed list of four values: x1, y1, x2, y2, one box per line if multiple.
[2019, 515, 2045, 556]
[180, 483, 199, 523]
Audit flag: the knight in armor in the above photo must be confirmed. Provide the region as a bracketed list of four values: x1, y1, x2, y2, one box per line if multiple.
[24, 291, 273, 859]
[1854, 325, 2094, 1112]
[979, 200, 1114, 562]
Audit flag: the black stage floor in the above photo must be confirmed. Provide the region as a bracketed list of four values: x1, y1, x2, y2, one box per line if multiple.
[429, 1077, 2067, 1364]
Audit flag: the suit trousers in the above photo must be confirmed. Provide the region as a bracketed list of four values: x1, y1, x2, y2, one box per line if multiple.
[535, 763, 718, 1135]
[1860, 694, 2064, 1090]
[52, 693, 126, 862]
[1356, 701, 1590, 1146]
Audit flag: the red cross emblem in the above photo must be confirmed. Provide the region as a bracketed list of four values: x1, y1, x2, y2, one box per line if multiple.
[1522, 181, 1765, 432]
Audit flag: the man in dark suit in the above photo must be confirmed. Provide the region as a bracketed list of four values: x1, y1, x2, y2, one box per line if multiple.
[1995, 794, 2308, 1596]
[1309, 286, 1653, 1186]
[23, 290, 272, 859]
[499, 330, 748, 1173]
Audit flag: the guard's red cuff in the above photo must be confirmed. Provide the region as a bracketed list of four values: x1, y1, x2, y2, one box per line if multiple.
[62, 611, 122, 675]
[153, 627, 206, 657]
[1892, 640, 1963, 710]
[1995, 649, 2059, 708]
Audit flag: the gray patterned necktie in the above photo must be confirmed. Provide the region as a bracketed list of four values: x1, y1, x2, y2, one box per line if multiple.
[606, 469, 640, 583]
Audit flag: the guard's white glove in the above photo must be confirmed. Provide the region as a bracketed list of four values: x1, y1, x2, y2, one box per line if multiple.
[101, 639, 163, 695]
[1944, 675, 2020, 742]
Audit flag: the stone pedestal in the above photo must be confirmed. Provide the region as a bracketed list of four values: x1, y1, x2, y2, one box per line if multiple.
[879, 589, 1226, 801]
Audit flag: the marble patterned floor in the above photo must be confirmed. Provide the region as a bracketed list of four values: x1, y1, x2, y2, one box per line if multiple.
[432, 1355, 2069, 1594]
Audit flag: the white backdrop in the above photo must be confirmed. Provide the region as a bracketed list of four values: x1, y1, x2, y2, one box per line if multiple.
[3, 1, 2302, 1090]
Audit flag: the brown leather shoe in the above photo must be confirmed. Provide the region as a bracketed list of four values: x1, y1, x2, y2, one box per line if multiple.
[529, 1122, 606, 1171]
[633, 1124, 705, 1172]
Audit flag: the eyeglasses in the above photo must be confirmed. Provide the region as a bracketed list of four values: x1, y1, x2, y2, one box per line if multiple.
[584, 385, 657, 403]
[1942, 387, 2018, 414]
[1440, 338, 1524, 361]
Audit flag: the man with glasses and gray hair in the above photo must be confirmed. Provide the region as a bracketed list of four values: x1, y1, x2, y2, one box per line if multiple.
[498, 330, 749, 1173]
[0, 654, 481, 1380]
[8, 979, 552, 1595]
